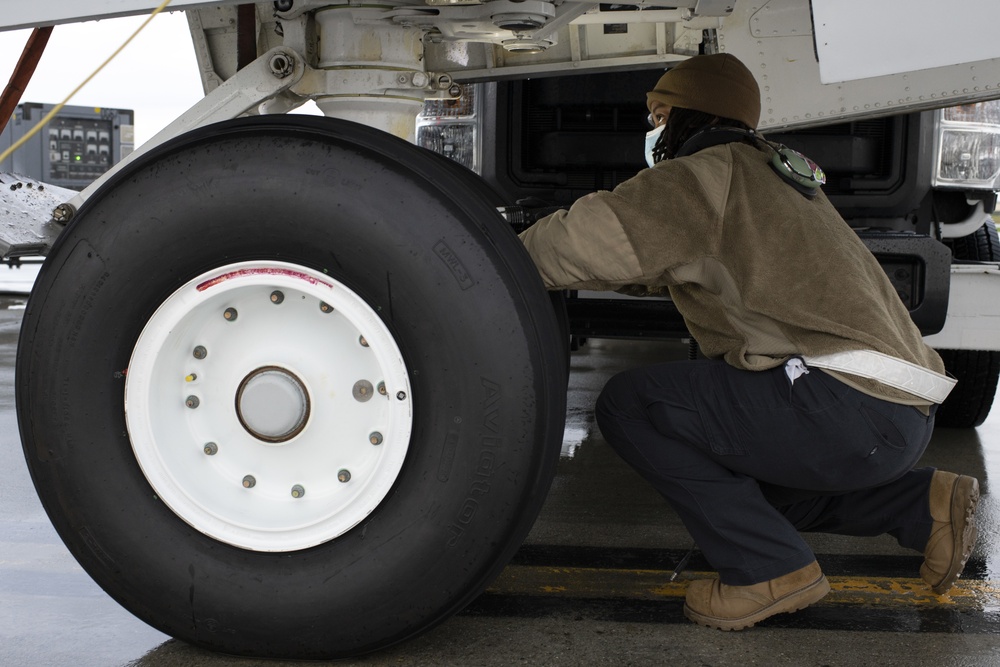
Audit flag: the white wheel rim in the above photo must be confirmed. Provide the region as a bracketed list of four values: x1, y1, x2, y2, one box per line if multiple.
[125, 261, 412, 551]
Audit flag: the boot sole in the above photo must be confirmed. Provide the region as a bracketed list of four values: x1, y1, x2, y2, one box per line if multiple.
[682, 574, 831, 631]
[927, 475, 979, 595]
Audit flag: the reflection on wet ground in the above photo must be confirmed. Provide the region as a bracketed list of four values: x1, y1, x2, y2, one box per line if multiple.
[2, 304, 1000, 666]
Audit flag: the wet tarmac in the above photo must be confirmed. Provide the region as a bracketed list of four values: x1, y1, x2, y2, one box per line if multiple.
[2, 293, 1000, 666]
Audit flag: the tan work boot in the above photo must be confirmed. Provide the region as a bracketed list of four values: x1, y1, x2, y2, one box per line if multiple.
[921, 470, 979, 594]
[683, 561, 829, 631]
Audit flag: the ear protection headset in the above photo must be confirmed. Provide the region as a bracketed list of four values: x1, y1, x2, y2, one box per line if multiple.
[675, 127, 827, 198]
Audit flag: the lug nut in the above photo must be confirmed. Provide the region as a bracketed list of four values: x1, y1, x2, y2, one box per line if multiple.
[320, 302, 333, 313]
[377, 382, 387, 396]
[224, 307, 238, 321]
[193, 345, 208, 359]
[369, 431, 383, 445]
[203, 442, 218, 456]
[185, 395, 200, 409]
[359, 336, 369, 347]
[242, 475, 256, 488]
[270, 290, 285, 304]
[338, 469, 351, 483]
[291, 484, 305, 498]
[185, 373, 197, 382]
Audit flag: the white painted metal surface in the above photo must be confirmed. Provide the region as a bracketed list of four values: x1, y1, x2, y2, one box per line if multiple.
[812, 0, 1000, 84]
[923, 264, 1000, 351]
[311, 8, 426, 141]
[0, 0, 243, 31]
[0, 174, 75, 260]
[125, 261, 413, 552]
[936, 202, 995, 240]
[720, 0, 1000, 130]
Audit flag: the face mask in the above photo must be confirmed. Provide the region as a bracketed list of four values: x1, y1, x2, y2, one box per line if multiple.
[644, 124, 665, 168]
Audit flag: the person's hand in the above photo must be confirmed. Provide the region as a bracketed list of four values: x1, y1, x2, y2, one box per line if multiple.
[498, 198, 566, 233]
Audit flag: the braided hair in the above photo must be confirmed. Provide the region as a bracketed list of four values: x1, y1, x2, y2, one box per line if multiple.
[651, 107, 755, 163]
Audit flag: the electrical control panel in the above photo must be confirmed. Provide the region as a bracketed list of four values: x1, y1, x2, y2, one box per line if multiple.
[1, 103, 134, 190]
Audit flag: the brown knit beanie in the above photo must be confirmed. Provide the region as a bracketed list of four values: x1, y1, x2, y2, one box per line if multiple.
[646, 53, 761, 129]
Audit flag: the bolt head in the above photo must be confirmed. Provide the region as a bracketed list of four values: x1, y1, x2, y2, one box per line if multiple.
[269, 53, 294, 78]
[52, 203, 75, 225]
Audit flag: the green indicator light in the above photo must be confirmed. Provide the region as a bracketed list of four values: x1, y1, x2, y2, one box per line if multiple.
[75, 155, 82, 162]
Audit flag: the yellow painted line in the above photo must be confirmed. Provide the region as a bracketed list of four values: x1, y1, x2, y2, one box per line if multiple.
[489, 565, 1000, 608]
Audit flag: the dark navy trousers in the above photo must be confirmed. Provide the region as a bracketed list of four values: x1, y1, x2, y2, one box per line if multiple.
[595, 358, 936, 585]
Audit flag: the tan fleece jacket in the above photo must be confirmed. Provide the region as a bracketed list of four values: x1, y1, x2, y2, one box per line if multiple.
[519, 142, 944, 407]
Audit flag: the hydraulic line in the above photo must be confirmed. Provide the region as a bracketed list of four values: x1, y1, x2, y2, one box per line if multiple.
[0, 26, 53, 136]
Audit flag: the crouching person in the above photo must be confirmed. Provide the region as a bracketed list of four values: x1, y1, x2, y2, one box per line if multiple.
[519, 53, 979, 630]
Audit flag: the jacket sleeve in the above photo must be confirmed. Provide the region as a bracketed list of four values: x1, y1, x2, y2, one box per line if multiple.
[518, 191, 645, 290]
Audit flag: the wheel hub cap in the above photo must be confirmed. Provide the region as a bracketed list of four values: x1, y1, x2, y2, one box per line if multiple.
[124, 261, 413, 552]
[236, 366, 310, 443]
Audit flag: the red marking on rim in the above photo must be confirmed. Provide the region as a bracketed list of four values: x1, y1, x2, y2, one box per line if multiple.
[196, 268, 333, 292]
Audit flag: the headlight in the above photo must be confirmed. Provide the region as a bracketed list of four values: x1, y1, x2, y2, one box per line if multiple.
[416, 84, 481, 173]
[933, 100, 1000, 188]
